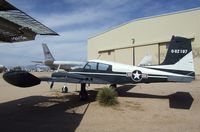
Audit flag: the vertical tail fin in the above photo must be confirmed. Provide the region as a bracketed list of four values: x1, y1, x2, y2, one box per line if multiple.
[161, 36, 192, 65]
[160, 36, 195, 77]
[42, 43, 55, 62]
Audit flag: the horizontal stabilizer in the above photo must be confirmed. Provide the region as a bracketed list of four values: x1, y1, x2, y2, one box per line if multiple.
[32, 61, 43, 64]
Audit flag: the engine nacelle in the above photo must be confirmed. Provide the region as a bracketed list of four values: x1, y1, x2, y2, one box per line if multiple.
[3, 71, 41, 87]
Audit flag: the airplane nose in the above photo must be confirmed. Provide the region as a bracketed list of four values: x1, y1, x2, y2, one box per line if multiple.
[3, 71, 41, 87]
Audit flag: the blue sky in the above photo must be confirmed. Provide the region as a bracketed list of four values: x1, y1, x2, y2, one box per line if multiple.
[0, 0, 200, 66]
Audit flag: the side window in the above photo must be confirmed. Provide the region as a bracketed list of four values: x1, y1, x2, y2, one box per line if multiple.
[84, 62, 97, 70]
[98, 63, 110, 71]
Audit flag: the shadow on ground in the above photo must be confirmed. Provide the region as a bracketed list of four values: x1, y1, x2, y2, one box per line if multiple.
[0, 91, 96, 132]
[116, 85, 194, 109]
[0, 85, 193, 132]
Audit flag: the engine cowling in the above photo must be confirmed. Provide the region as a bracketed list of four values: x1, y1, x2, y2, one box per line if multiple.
[3, 71, 41, 87]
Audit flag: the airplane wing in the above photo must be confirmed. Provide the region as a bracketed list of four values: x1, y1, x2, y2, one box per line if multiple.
[0, 0, 58, 43]
[31, 61, 44, 64]
[3, 70, 110, 87]
[51, 72, 92, 83]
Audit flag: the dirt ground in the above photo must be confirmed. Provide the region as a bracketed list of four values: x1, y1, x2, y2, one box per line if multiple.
[0, 72, 200, 132]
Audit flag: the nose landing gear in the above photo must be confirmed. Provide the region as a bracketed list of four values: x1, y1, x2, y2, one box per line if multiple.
[61, 85, 68, 93]
[52, 82, 88, 100]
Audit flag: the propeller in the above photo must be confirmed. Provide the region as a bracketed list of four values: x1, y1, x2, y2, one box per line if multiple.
[50, 81, 54, 89]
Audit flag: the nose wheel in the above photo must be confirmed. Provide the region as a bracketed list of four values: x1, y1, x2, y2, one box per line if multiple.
[79, 83, 88, 100]
[62, 85, 68, 93]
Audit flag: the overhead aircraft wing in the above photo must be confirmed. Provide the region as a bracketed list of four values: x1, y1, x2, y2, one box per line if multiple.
[0, 0, 58, 43]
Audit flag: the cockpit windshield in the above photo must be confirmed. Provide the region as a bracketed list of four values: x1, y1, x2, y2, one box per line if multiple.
[80, 62, 87, 68]
[85, 62, 97, 70]
[83, 62, 112, 72]
[98, 63, 110, 71]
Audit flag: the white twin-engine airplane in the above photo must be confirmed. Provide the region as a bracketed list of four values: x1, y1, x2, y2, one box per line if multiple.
[3, 36, 195, 100]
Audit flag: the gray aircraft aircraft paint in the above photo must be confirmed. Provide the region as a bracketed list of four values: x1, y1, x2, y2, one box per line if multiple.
[3, 36, 195, 100]
[32, 44, 84, 71]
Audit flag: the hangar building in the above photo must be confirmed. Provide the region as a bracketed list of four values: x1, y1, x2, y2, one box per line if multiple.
[88, 8, 200, 75]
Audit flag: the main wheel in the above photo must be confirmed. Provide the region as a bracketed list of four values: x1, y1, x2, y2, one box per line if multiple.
[62, 86, 68, 93]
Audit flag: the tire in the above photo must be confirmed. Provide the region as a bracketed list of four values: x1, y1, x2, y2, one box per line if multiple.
[62, 86, 68, 93]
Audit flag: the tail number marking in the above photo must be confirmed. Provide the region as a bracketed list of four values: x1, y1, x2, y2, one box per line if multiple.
[171, 49, 187, 54]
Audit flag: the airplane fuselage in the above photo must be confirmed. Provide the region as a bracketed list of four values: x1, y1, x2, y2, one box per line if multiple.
[52, 59, 194, 85]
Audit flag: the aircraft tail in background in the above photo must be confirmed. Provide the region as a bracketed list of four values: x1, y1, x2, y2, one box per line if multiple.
[42, 43, 55, 62]
[31, 43, 55, 66]
[32, 44, 84, 71]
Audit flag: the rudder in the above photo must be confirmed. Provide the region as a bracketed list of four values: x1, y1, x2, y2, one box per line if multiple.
[161, 36, 192, 65]
[42, 43, 55, 61]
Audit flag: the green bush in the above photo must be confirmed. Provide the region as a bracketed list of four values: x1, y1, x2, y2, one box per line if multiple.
[96, 87, 118, 106]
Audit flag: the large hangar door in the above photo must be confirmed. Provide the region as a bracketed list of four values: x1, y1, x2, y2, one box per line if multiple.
[99, 50, 115, 62]
[115, 48, 133, 65]
[135, 44, 159, 65]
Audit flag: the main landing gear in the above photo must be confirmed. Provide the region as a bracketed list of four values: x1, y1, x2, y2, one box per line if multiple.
[59, 83, 88, 100]
[79, 83, 88, 101]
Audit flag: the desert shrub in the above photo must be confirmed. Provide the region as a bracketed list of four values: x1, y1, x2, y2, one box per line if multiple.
[96, 86, 118, 106]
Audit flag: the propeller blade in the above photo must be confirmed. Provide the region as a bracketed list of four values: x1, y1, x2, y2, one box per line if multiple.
[50, 81, 54, 89]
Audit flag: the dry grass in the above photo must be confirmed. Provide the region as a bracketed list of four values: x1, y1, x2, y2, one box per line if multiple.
[96, 87, 119, 106]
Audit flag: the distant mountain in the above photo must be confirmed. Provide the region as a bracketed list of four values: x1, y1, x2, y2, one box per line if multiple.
[7, 64, 50, 72]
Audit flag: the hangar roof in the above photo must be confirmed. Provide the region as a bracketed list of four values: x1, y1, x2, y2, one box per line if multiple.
[0, 0, 58, 43]
[89, 7, 200, 39]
